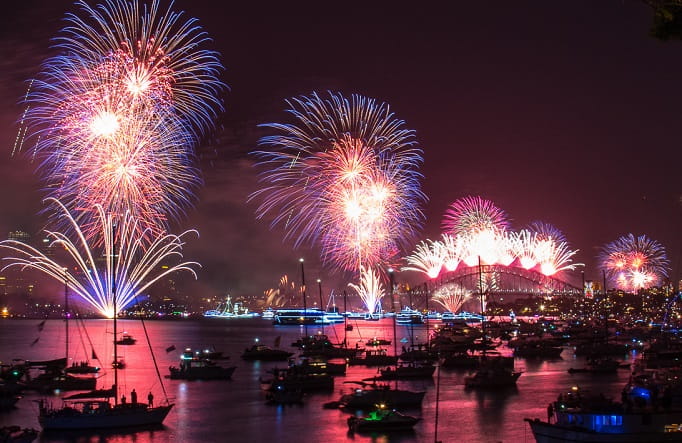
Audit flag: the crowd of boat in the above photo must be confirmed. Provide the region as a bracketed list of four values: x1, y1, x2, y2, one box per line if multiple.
[6, 309, 682, 441]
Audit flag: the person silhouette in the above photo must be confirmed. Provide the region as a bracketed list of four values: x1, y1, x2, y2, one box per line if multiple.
[131, 389, 137, 405]
[147, 391, 154, 408]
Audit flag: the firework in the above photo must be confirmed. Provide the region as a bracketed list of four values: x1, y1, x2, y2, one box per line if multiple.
[431, 283, 471, 313]
[441, 196, 510, 236]
[402, 240, 446, 278]
[251, 92, 425, 274]
[441, 234, 463, 271]
[22, 0, 224, 236]
[528, 221, 567, 244]
[0, 199, 199, 317]
[348, 266, 385, 314]
[263, 275, 298, 308]
[403, 197, 582, 281]
[599, 234, 669, 291]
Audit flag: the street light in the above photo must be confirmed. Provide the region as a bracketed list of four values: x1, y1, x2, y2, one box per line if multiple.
[317, 278, 324, 334]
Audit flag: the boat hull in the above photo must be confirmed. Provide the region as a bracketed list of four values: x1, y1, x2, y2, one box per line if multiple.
[39, 405, 173, 430]
[525, 418, 682, 442]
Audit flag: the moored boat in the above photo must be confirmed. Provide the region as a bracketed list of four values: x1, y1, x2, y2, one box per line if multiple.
[525, 386, 682, 442]
[347, 404, 421, 433]
[241, 345, 293, 361]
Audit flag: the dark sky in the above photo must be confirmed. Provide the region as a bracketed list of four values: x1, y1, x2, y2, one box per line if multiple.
[0, 1, 680, 300]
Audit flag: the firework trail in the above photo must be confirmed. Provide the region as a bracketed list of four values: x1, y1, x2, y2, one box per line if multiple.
[251, 91, 425, 275]
[599, 234, 669, 291]
[0, 199, 200, 317]
[431, 283, 471, 313]
[402, 239, 446, 278]
[22, 0, 224, 237]
[528, 221, 567, 244]
[348, 266, 385, 315]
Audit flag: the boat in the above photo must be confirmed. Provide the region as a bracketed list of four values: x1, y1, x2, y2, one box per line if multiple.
[114, 334, 136, 346]
[452, 311, 484, 323]
[0, 425, 38, 443]
[204, 295, 259, 319]
[367, 337, 391, 347]
[363, 312, 382, 321]
[568, 357, 621, 374]
[396, 307, 423, 325]
[273, 308, 331, 325]
[64, 361, 100, 374]
[338, 381, 426, 409]
[290, 358, 346, 376]
[378, 362, 435, 380]
[514, 341, 564, 359]
[241, 345, 293, 361]
[261, 308, 275, 320]
[525, 385, 682, 442]
[112, 359, 126, 370]
[37, 234, 174, 430]
[168, 348, 236, 380]
[24, 366, 97, 393]
[441, 311, 456, 321]
[464, 355, 522, 388]
[348, 349, 398, 367]
[347, 404, 421, 433]
[262, 367, 334, 393]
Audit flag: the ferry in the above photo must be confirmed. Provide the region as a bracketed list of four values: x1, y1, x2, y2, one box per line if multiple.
[204, 296, 259, 319]
[396, 307, 423, 325]
[273, 308, 331, 325]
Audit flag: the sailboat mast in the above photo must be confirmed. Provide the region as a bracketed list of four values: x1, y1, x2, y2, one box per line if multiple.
[388, 269, 398, 361]
[64, 269, 69, 365]
[300, 258, 307, 336]
[113, 223, 118, 405]
[343, 290, 348, 346]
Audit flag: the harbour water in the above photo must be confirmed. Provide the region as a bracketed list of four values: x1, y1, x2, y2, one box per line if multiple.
[0, 318, 633, 442]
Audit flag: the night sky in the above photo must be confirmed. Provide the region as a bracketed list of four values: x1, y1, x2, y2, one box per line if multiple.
[0, 1, 680, 300]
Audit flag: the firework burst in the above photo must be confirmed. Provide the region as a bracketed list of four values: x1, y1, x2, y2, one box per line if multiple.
[22, 0, 224, 237]
[348, 266, 385, 314]
[599, 234, 669, 291]
[251, 91, 425, 275]
[0, 199, 199, 318]
[431, 283, 471, 313]
[441, 196, 510, 236]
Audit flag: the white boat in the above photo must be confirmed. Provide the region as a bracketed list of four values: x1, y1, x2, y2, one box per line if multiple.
[204, 295, 259, 319]
[261, 308, 275, 320]
[274, 308, 331, 325]
[396, 307, 423, 324]
[525, 386, 682, 442]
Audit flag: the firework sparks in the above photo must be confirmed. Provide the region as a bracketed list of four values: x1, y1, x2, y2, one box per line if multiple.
[22, 0, 224, 237]
[251, 92, 425, 275]
[403, 197, 582, 280]
[0, 199, 200, 318]
[402, 239, 446, 278]
[599, 234, 669, 291]
[348, 266, 385, 315]
[431, 283, 471, 313]
[441, 196, 510, 236]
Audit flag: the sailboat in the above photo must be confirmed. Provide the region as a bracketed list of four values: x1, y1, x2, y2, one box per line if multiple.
[338, 269, 425, 409]
[463, 257, 521, 389]
[38, 231, 173, 430]
[25, 279, 97, 392]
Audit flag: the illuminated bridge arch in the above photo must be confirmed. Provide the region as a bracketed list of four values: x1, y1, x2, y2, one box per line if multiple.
[426, 264, 583, 297]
